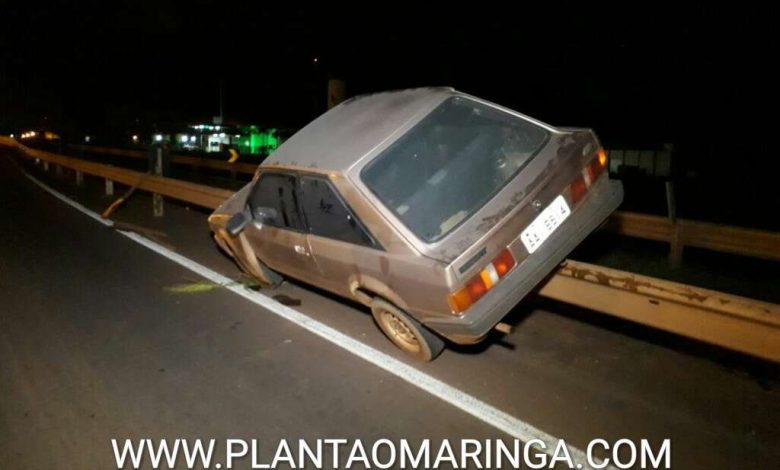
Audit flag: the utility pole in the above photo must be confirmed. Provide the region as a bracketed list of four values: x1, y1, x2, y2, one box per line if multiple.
[218, 80, 224, 124]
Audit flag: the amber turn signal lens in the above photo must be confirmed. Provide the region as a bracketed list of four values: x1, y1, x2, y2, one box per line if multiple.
[597, 147, 608, 167]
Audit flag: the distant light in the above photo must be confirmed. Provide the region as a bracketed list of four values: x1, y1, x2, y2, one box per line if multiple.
[85, 135, 91, 143]
[214, 126, 221, 130]
[180, 134, 189, 143]
[154, 134, 163, 142]
[132, 135, 139, 142]
[189, 136, 196, 142]
[219, 132, 226, 138]
[313, 57, 318, 63]
[30, 131, 37, 137]
[10, 134, 14, 138]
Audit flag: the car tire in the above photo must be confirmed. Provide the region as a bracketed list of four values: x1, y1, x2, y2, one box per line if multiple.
[370, 299, 445, 362]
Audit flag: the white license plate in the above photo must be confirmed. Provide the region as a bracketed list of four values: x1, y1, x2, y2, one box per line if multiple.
[520, 195, 571, 253]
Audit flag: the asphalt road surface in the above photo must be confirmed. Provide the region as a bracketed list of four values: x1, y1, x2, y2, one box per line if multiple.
[1, 154, 779, 469]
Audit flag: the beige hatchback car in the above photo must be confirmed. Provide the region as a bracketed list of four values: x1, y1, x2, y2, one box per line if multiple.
[209, 87, 623, 360]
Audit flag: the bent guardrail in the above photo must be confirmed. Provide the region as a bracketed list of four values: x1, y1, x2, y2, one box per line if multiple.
[62, 143, 780, 262]
[2, 136, 779, 362]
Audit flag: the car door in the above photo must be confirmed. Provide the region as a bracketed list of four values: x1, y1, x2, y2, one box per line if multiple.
[244, 171, 318, 283]
[298, 174, 383, 297]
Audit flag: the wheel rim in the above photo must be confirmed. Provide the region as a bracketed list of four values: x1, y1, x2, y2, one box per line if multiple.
[379, 310, 421, 353]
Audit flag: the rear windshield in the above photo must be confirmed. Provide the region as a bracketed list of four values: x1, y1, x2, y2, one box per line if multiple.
[361, 96, 549, 243]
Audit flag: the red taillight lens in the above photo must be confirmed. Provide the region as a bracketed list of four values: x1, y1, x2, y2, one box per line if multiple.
[448, 248, 517, 314]
[569, 175, 588, 204]
[569, 148, 608, 205]
[492, 248, 517, 278]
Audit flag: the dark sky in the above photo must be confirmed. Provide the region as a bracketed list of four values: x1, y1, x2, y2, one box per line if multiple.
[1, 2, 777, 164]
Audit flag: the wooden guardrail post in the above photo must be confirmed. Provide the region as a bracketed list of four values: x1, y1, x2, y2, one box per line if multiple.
[105, 179, 114, 196]
[55, 164, 62, 177]
[666, 181, 683, 266]
[153, 148, 164, 217]
[43, 161, 49, 171]
[75, 170, 84, 186]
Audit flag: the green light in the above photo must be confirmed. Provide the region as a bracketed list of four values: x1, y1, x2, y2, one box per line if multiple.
[236, 126, 280, 155]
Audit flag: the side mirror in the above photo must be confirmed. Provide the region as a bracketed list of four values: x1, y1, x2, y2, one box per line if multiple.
[253, 206, 279, 224]
[226, 212, 248, 237]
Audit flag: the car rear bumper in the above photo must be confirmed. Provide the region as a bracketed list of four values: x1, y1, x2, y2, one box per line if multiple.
[423, 178, 624, 344]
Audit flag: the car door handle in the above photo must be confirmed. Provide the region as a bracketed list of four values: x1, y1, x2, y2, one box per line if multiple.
[294, 244, 310, 256]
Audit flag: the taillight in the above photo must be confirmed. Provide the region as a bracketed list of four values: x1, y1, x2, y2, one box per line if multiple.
[568, 148, 608, 204]
[448, 248, 517, 314]
[569, 175, 588, 204]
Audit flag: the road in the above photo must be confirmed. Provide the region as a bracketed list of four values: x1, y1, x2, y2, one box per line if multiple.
[1, 154, 779, 469]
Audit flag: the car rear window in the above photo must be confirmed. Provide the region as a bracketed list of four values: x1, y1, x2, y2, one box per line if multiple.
[361, 96, 549, 243]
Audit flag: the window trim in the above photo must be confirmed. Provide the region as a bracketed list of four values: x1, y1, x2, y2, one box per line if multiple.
[247, 170, 307, 234]
[298, 174, 383, 250]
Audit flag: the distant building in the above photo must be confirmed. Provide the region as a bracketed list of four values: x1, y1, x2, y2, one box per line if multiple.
[151, 124, 287, 157]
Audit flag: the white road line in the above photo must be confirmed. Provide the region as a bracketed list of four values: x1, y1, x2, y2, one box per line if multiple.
[17, 163, 613, 470]
[21, 169, 114, 227]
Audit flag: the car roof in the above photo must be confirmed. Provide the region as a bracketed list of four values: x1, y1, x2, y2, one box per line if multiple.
[262, 87, 455, 173]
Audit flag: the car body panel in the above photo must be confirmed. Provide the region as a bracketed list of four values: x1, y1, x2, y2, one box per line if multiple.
[209, 87, 624, 344]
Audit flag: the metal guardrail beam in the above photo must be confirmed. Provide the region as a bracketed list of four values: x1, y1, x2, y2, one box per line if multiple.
[2, 138, 234, 209]
[606, 212, 780, 262]
[70, 144, 780, 262]
[66, 143, 258, 175]
[540, 260, 780, 362]
[3, 137, 779, 362]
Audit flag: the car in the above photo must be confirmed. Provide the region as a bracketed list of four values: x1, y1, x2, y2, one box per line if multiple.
[208, 87, 623, 361]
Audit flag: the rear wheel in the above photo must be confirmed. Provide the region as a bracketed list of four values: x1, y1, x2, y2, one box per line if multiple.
[370, 299, 445, 361]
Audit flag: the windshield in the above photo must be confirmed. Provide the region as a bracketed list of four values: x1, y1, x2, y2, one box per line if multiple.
[361, 96, 550, 243]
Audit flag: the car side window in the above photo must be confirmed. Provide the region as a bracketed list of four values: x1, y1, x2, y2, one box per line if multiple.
[300, 176, 376, 247]
[248, 173, 304, 231]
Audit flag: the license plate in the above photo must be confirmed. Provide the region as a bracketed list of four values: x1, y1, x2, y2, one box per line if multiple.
[520, 195, 571, 254]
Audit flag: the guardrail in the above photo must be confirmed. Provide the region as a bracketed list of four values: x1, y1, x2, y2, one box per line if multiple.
[3, 136, 779, 362]
[66, 143, 258, 175]
[541, 260, 780, 362]
[2, 137, 233, 209]
[606, 212, 780, 262]
[66, 143, 780, 262]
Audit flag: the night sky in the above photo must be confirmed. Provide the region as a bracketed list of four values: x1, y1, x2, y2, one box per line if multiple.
[1, 3, 777, 176]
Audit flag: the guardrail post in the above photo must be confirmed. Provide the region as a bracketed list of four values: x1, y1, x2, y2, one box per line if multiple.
[666, 181, 683, 266]
[153, 148, 164, 217]
[43, 161, 49, 171]
[105, 179, 114, 196]
[55, 164, 62, 177]
[75, 170, 84, 186]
